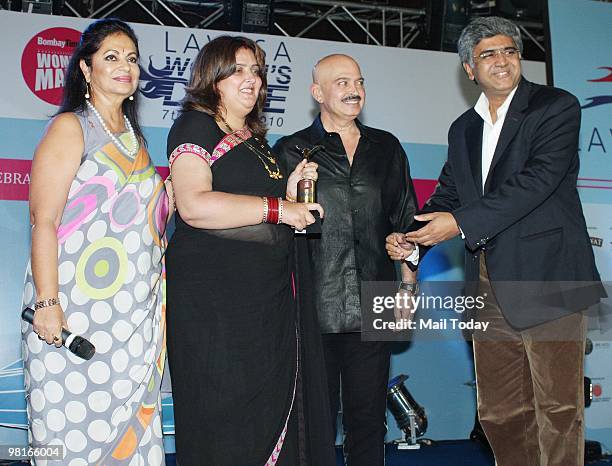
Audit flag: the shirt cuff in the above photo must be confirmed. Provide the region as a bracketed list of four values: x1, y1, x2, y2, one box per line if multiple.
[404, 244, 419, 266]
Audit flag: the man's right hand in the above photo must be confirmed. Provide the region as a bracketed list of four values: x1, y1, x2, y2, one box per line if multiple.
[385, 232, 415, 261]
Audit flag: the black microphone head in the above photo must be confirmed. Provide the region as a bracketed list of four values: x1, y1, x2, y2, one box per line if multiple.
[22, 307, 35, 323]
[68, 336, 96, 360]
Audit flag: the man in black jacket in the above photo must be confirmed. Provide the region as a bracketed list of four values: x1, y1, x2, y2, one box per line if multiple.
[388, 17, 605, 466]
[274, 54, 418, 466]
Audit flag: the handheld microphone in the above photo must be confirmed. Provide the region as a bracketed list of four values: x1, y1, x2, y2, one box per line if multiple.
[22, 307, 95, 360]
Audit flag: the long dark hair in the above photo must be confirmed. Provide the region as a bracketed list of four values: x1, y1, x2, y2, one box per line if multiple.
[58, 18, 145, 144]
[182, 35, 267, 137]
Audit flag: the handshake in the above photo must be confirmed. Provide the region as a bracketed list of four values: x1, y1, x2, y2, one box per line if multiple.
[385, 211, 461, 260]
[383, 211, 461, 330]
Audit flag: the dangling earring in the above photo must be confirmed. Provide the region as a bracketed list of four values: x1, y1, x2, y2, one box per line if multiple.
[128, 95, 134, 101]
[84, 82, 90, 99]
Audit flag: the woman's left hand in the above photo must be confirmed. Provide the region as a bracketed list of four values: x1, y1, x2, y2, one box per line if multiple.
[286, 159, 318, 201]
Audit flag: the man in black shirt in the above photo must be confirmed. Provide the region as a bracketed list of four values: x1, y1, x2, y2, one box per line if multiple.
[274, 54, 418, 466]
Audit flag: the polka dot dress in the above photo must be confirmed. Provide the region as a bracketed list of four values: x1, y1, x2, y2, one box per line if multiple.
[22, 109, 168, 465]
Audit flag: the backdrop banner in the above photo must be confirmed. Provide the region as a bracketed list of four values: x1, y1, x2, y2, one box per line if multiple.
[548, 0, 612, 448]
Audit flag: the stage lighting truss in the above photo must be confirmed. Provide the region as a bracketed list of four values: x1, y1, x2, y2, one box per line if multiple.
[19, 0, 545, 53]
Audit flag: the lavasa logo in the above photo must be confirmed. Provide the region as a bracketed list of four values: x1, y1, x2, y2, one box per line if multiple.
[582, 66, 612, 109]
[139, 56, 190, 107]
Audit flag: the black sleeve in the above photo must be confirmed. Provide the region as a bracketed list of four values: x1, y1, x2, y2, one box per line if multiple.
[166, 111, 220, 161]
[420, 122, 462, 216]
[406, 125, 461, 239]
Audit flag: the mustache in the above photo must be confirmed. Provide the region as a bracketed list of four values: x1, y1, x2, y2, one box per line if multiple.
[341, 94, 362, 103]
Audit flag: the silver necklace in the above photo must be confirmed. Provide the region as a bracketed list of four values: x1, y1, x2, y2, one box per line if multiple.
[86, 100, 138, 158]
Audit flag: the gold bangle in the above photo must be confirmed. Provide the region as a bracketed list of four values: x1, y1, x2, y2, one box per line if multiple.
[286, 194, 296, 203]
[34, 297, 59, 310]
[278, 198, 284, 225]
[262, 196, 269, 223]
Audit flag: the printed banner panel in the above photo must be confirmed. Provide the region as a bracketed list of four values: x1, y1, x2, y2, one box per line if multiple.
[549, 0, 612, 446]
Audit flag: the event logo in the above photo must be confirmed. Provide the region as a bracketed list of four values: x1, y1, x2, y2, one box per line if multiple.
[582, 66, 612, 110]
[21, 27, 81, 105]
[265, 63, 292, 116]
[139, 56, 190, 111]
[139, 32, 292, 127]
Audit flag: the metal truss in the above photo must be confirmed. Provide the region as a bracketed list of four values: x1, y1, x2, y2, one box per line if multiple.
[58, 0, 427, 48]
[24, 0, 545, 53]
[273, 1, 428, 48]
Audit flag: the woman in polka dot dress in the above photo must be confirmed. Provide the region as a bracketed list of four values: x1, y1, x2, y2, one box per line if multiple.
[21, 19, 170, 465]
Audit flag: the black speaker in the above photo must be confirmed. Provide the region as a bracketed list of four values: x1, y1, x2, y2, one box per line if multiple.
[427, 0, 470, 52]
[584, 376, 592, 408]
[22, 0, 52, 14]
[241, 0, 273, 33]
[496, 0, 543, 19]
[223, 0, 243, 31]
[585, 440, 602, 462]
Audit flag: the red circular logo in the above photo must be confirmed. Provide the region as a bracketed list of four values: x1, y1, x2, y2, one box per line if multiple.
[593, 384, 603, 397]
[21, 27, 82, 105]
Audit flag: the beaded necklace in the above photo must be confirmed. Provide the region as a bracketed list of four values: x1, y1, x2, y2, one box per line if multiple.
[217, 115, 283, 180]
[86, 100, 138, 158]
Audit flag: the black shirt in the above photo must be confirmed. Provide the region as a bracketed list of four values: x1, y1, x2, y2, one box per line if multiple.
[274, 115, 418, 333]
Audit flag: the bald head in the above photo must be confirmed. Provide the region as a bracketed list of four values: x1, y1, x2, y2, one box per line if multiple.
[312, 54, 361, 84]
[310, 53, 365, 124]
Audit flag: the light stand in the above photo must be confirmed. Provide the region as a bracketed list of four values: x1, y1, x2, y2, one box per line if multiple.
[387, 374, 427, 450]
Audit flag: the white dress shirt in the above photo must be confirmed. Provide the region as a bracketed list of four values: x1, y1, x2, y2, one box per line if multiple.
[473, 86, 519, 191]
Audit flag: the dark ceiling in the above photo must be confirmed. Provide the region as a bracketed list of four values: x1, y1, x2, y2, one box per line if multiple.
[3, 0, 547, 61]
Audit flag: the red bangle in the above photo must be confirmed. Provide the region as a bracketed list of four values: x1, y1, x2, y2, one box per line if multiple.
[267, 197, 279, 224]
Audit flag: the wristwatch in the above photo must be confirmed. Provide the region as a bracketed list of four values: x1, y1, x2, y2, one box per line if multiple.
[398, 281, 419, 294]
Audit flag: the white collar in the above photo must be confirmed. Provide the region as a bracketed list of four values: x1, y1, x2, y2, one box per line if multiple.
[474, 85, 518, 126]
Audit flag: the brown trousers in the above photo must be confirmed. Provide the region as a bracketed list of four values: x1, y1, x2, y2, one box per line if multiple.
[472, 256, 586, 466]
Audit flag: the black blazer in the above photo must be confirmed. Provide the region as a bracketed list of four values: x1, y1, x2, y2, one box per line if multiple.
[422, 78, 605, 329]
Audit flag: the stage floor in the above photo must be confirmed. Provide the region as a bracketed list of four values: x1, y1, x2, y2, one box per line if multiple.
[161, 440, 612, 466]
[2, 441, 611, 465]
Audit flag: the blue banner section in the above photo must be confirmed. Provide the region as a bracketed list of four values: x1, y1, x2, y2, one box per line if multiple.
[549, 0, 612, 448]
[0, 118, 450, 181]
[549, 0, 612, 203]
[0, 360, 27, 430]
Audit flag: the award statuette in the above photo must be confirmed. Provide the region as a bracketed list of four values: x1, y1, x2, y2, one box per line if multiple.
[296, 145, 323, 203]
[298, 179, 316, 203]
[295, 145, 323, 234]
